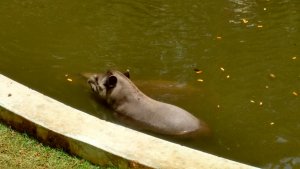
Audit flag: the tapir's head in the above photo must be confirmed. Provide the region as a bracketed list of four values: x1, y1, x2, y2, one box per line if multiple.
[87, 70, 130, 99]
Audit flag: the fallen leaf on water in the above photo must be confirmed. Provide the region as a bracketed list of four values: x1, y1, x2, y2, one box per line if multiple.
[226, 75, 230, 79]
[269, 73, 276, 78]
[242, 18, 248, 23]
[196, 70, 203, 74]
[193, 68, 203, 74]
[250, 100, 255, 103]
[216, 36, 222, 39]
[270, 122, 275, 125]
[263, 8, 267, 11]
[197, 79, 204, 82]
[220, 67, 225, 71]
[292, 91, 298, 96]
[259, 102, 263, 106]
[292, 56, 297, 60]
[67, 78, 73, 82]
[257, 25, 263, 28]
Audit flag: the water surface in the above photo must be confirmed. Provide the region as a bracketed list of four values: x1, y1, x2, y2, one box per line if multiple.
[0, 0, 300, 168]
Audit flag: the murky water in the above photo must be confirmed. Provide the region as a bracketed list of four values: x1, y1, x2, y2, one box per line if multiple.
[1, 0, 300, 168]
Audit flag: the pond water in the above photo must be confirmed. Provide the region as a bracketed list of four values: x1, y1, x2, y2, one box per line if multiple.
[1, 0, 300, 168]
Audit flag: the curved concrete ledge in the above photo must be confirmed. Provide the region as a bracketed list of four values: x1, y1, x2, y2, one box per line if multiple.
[0, 74, 259, 169]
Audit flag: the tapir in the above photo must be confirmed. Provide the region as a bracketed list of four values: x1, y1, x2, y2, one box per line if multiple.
[87, 70, 210, 137]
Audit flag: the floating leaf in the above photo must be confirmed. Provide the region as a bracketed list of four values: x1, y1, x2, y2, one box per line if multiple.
[242, 18, 248, 23]
[193, 68, 203, 74]
[292, 91, 298, 96]
[269, 73, 276, 78]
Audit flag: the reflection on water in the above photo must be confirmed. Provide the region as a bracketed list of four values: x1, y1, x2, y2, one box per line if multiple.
[229, 0, 257, 14]
[0, 0, 300, 168]
[265, 156, 300, 169]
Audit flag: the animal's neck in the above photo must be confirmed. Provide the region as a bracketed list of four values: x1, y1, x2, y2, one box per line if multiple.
[106, 73, 150, 108]
[118, 77, 146, 99]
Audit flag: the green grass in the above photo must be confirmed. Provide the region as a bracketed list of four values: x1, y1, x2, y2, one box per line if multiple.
[0, 122, 117, 169]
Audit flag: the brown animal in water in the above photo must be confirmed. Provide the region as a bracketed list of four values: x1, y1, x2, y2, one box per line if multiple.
[87, 70, 210, 137]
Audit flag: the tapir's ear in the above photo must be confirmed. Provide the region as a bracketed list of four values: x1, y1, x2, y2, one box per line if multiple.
[106, 75, 117, 88]
[123, 70, 130, 78]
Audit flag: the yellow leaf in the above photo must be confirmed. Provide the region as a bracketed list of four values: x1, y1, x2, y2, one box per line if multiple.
[242, 19, 248, 23]
[269, 73, 276, 78]
[292, 91, 298, 96]
[196, 70, 203, 74]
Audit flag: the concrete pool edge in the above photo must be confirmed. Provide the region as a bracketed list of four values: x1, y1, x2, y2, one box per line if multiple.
[0, 74, 259, 169]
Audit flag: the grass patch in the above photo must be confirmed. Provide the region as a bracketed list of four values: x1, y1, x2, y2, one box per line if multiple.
[0, 122, 117, 169]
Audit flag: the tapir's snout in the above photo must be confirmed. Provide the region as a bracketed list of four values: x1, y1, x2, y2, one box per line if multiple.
[87, 77, 94, 84]
[87, 75, 99, 93]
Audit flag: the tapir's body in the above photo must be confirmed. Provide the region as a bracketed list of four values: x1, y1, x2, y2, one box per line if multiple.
[87, 70, 210, 136]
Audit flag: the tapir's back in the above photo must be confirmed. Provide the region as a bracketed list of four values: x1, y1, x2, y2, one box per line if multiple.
[111, 73, 208, 136]
[88, 70, 210, 137]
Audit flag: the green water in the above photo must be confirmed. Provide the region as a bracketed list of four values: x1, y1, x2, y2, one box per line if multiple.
[1, 0, 300, 168]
